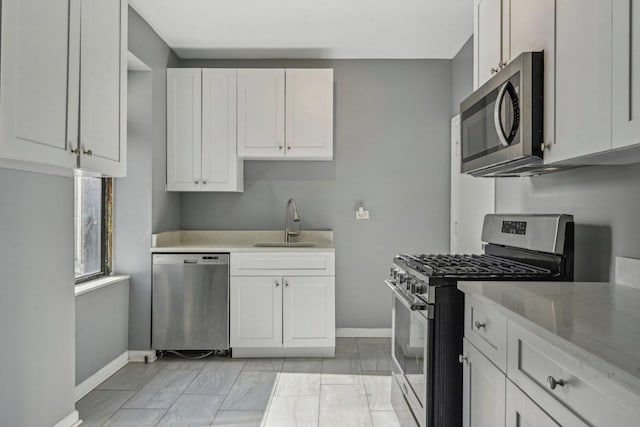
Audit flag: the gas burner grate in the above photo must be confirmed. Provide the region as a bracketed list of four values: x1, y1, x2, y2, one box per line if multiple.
[400, 254, 553, 278]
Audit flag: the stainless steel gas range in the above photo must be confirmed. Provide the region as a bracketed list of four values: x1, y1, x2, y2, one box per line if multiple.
[385, 214, 574, 427]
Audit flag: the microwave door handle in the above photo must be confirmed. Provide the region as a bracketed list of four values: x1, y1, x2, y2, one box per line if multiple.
[494, 82, 511, 148]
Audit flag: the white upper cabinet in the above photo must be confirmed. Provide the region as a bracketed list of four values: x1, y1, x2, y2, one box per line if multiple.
[0, 0, 78, 169]
[238, 68, 334, 160]
[0, 0, 126, 176]
[167, 69, 202, 191]
[546, 0, 612, 164]
[473, 0, 502, 89]
[612, 0, 640, 150]
[285, 69, 334, 160]
[78, 0, 127, 177]
[167, 68, 243, 192]
[202, 69, 243, 192]
[237, 69, 286, 159]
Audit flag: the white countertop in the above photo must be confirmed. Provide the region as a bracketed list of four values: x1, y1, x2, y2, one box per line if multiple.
[151, 230, 335, 253]
[458, 280, 640, 397]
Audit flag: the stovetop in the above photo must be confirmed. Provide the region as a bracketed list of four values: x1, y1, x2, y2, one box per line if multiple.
[395, 253, 553, 279]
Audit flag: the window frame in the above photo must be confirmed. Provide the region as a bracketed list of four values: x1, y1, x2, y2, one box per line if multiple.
[74, 177, 113, 284]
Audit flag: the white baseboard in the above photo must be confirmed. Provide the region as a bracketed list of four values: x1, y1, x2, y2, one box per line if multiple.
[53, 410, 80, 427]
[128, 350, 157, 363]
[75, 351, 129, 402]
[336, 328, 392, 338]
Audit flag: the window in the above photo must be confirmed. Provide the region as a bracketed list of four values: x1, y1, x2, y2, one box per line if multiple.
[74, 176, 113, 282]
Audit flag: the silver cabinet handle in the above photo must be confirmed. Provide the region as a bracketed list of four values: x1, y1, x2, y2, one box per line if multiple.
[287, 146, 292, 150]
[194, 180, 199, 184]
[491, 67, 499, 74]
[499, 61, 508, 69]
[474, 321, 486, 330]
[69, 142, 80, 154]
[278, 145, 283, 150]
[203, 180, 207, 184]
[275, 281, 280, 287]
[547, 376, 565, 390]
[285, 281, 289, 287]
[458, 354, 468, 364]
[82, 144, 92, 156]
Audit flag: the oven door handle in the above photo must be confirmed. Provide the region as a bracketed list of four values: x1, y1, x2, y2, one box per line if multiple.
[384, 280, 433, 318]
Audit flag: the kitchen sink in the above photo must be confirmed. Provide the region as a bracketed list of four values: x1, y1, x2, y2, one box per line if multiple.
[254, 242, 316, 248]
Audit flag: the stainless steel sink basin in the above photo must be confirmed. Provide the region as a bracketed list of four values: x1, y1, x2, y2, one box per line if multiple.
[254, 242, 316, 248]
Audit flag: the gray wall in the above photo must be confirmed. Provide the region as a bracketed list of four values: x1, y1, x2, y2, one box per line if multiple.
[450, 35, 640, 282]
[116, 70, 153, 350]
[76, 280, 130, 384]
[451, 37, 473, 116]
[125, 7, 181, 349]
[180, 59, 452, 328]
[0, 169, 76, 426]
[128, 7, 181, 234]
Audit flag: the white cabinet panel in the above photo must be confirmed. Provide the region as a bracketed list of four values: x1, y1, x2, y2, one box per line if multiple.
[612, 0, 640, 149]
[167, 69, 202, 191]
[202, 69, 243, 192]
[462, 339, 506, 427]
[547, 0, 612, 164]
[474, 0, 502, 89]
[505, 381, 561, 427]
[0, 0, 78, 169]
[230, 276, 283, 348]
[283, 276, 335, 347]
[285, 69, 334, 160]
[237, 69, 285, 159]
[78, 0, 127, 177]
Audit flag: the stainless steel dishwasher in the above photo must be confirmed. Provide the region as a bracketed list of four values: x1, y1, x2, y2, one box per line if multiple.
[152, 253, 229, 351]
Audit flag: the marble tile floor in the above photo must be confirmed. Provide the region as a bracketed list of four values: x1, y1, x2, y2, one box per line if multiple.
[77, 338, 401, 427]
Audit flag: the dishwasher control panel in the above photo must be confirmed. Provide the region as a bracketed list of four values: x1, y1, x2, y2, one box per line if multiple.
[153, 253, 230, 265]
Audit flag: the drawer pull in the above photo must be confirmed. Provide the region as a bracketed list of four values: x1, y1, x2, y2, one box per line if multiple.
[474, 321, 486, 330]
[458, 354, 469, 365]
[547, 376, 565, 390]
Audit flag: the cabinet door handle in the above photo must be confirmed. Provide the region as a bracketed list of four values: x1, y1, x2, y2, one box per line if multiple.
[275, 281, 280, 287]
[547, 376, 565, 390]
[194, 180, 199, 184]
[474, 321, 486, 330]
[82, 144, 92, 156]
[458, 354, 469, 365]
[285, 281, 289, 287]
[287, 146, 292, 150]
[202, 180, 207, 184]
[491, 67, 499, 75]
[69, 142, 80, 154]
[278, 145, 283, 150]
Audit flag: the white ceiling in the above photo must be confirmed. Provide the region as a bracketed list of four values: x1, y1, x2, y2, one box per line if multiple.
[129, 0, 473, 59]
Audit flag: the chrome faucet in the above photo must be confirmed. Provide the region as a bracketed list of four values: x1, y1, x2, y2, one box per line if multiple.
[284, 198, 301, 243]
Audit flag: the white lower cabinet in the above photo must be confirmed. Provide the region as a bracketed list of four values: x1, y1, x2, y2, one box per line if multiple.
[230, 252, 335, 357]
[505, 380, 586, 427]
[282, 276, 335, 347]
[230, 275, 335, 352]
[462, 338, 506, 427]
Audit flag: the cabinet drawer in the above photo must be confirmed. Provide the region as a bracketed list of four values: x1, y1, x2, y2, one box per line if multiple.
[507, 322, 638, 426]
[230, 252, 335, 276]
[465, 296, 507, 371]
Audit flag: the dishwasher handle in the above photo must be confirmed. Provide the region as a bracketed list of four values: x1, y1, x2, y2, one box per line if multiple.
[153, 254, 230, 265]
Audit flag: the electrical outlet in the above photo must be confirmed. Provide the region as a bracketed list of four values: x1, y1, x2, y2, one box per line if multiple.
[356, 207, 370, 220]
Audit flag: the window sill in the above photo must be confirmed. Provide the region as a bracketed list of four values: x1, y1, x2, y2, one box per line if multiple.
[75, 275, 130, 297]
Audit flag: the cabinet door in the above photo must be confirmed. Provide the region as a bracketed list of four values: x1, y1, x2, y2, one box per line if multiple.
[547, 0, 612, 164]
[285, 69, 334, 160]
[230, 276, 283, 348]
[505, 380, 588, 427]
[462, 339, 506, 427]
[237, 69, 285, 159]
[474, 0, 502, 89]
[167, 69, 202, 191]
[504, 0, 555, 150]
[78, 0, 127, 177]
[612, 0, 640, 149]
[0, 0, 78, 169]
[282, 276, 335, 347]
[202, 69, 243, 192]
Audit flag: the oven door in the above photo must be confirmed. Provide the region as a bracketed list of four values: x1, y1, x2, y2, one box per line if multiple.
[389, 285, 432, 427]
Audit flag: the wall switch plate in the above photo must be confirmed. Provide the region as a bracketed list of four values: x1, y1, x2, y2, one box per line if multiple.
[356, 207, 370, 220]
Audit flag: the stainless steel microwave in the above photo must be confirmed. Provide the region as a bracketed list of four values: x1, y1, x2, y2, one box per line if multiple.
[460, 51, 546, 177]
